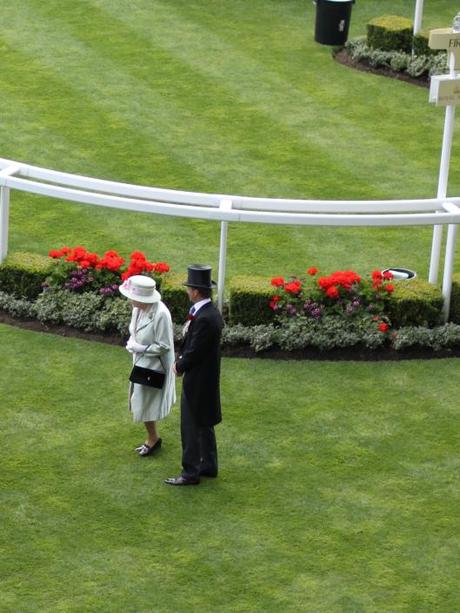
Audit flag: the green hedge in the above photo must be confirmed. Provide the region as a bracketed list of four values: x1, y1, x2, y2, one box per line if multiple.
[161, 273, 190, 322]
[367, 15, 413, 53]
[448, 273, 460, 324]
[0, 251, 450, 329]
[229, 276, 275, 326]
[412, 31, 440, 57]
[0, 252, 52, 300]
[386, 278, 443, 327]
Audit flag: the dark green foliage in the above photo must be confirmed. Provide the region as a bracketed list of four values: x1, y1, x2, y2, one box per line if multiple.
[0, 252, 52, 300]
[229, 276, 275, 326]
[386, 278, 443, 327]
[367, 15, 413, 53]
[161, 273, 190, 322]
[413, 31, 440, 57]
[448, 273, 460, 323]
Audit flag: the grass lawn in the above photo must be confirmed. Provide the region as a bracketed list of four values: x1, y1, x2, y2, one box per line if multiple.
[1, 0, 460, 280]
[1, 323, 459, 612]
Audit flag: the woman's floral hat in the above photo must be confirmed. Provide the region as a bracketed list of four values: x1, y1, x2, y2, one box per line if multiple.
[119, 275, 161, 303]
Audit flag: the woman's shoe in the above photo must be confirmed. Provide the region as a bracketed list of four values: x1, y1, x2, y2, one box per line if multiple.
[138, 438, 162, 456]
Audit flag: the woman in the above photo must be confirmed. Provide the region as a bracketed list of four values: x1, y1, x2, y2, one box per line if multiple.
[119, 274, 176, 456]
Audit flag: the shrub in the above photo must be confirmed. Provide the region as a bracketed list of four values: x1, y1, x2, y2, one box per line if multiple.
[345, 38, 369, 63]
[35, 289, 104, 331]
[367, 15, 413, 53]
[35, 289, 132, 333]
[386, 279, 443, 327]
[407, 55, 431, 78]
[390, 52, 410, 72]
[161, 273, 190, 323]
[344, 39, 446, 78]
[448, 273, 460, 324]
[0, 252, 52, 300]
[229, 276, 275, 326]
[97, 298, 132, 335]
[368, 49, 393, 69]
[272, 315, 387, 352]
[392, 323, 460, 351]
[412, 31, 443, 57]
[0, 290, 38, 319]
[428, 52, 448, 76]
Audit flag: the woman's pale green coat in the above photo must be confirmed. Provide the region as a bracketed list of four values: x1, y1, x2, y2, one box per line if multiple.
[128, 302, 176, 422]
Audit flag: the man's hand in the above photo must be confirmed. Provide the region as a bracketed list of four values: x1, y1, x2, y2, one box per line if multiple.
[173, 362, 182, 377]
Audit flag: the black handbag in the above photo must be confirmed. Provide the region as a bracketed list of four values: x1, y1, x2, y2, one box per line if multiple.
[129, 365, 165, 389]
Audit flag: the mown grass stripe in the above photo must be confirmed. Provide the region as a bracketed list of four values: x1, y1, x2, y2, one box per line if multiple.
[96, 0, 449, 197]
[0, 0, 376, 201]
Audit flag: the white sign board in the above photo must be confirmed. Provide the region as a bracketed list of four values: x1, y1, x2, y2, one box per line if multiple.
[430, 75, 460, 106]
[429, 28, 460, 68]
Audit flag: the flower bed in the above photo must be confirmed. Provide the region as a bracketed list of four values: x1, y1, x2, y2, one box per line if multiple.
[270, 267, 394, 335]
[1, 251, 459, 356]
[46, 245, 170, 295]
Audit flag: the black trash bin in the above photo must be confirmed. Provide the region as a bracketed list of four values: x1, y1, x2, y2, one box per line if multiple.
[314, 0, 354, 46]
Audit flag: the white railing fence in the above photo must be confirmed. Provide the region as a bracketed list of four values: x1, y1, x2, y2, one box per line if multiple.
[1, 157, 459, 319]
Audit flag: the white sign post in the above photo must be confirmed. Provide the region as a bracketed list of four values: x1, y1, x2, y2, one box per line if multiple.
[428, 28, 460, 319]
[413, 0, 424, 36]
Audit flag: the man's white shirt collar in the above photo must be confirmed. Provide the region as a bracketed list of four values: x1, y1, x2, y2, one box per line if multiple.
[192, 298, 211, 314]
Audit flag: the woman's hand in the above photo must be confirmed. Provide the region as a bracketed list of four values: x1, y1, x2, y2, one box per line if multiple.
[126, 337, 147, 354]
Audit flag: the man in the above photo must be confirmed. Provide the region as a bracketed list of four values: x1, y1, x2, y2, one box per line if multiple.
[165, 264, 224, 486]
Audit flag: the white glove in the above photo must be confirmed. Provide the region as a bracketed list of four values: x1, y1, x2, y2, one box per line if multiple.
[126, 337, 148, 354]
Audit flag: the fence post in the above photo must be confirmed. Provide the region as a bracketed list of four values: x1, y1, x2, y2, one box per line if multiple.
[0, 164, 22, 263]
[0, 186, 10, 263]
[217, 199, 232, 313]
[442, 222, 459, 322]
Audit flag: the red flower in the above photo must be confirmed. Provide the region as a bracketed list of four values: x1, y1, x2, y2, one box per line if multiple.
[307, 267, 318, 276]
[48, 246, 71, 259]
[121, 252, 170, 280]
[382, 271, 393, 280]
[284, 280, 302, 294]
[318, 270, 361, 292]
[96, 249, 124, 271]
[378, 323, 389, 333]
[372, 270, 383, 281]
[326, 286, 339, 299]
[65, 245, 98, 267]
[385, 284, 394, 293]
[152, 262, 170, 274]
[271, 277, 285, 287]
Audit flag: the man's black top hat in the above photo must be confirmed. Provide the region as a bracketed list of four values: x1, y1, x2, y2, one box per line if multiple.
[183, 264, 217, 289]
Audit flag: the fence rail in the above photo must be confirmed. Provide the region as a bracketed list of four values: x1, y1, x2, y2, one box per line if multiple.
[0, 157, 459, 317]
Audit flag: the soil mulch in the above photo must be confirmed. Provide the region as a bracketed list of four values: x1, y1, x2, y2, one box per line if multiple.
[2, 312, 460, 362]
[333, 48, 429, 88]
